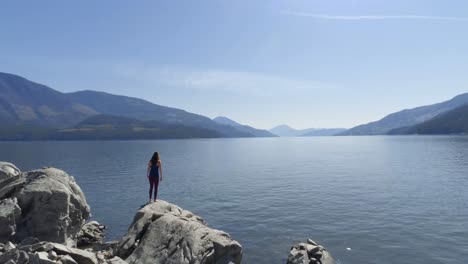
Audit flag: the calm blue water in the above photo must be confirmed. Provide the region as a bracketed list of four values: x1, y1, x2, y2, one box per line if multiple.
[1, 136, 467, 263]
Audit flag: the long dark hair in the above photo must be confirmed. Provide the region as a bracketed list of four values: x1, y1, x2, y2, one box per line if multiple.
[150, 152, 160, 165]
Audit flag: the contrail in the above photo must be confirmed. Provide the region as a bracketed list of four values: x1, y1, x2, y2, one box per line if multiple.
[282, 11, 468, 21]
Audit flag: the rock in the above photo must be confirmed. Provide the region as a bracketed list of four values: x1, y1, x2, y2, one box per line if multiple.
[1, 163, 242, 264]
[116, 200, 242, 264]
[0, 249, 29, 264]
[77, 221, 105, 247]
[17, 242, 54, 253]
[106, 256, 128, 263]
[50, 243, 98, 264]
[48, 250, 57, 261]
[96, 252, 105, 261]
[306, 239, 318, 246]
[98, 241, 119, 255]
[313, 251, 323, 260]
[0, 249, 19, 264]
[58, 255, 78, 264]
[0, 163, 91, 246]
[0, 162, 20, 181]
[4, 242, 16, 252]
[20, 251, 30, 263]
[306, 245, 320, 255]
[0, 199, 22, 242]
[18, 237, 40, 247]
[287, 239, 335, 264]
[287, 247, 309, 264]
[30, 251, 56, 264]
[0, 162, 24, 201]
[0, 174, 25, 201]
[297, 243, 306, 250]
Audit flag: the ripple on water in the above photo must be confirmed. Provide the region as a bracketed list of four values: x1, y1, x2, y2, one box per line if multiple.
[1, 136, 468, 264]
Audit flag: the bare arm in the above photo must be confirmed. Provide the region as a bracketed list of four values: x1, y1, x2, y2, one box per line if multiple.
[158, 161, 163, 181]
[147, 161, 151, 178]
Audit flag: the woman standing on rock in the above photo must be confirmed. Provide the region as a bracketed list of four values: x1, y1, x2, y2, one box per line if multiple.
[147, 152, 163, 202]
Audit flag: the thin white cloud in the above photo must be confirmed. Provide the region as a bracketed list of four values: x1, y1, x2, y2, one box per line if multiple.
[113, 64, 333, 96]
[282, 11, 468, 21]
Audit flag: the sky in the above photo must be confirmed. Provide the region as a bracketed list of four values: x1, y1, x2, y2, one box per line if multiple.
[1, 0, 468, 129]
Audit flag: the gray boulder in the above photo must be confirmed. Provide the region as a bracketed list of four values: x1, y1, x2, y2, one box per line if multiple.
[0, 162, 20, 181]
[0, 162, 91, 246]
[30, 251, 56, 264]
[116, 200, 242, 264]
[0, 162, 24, 200]
[50, 243, 98, 264]
[0, 198, 21, 242]
[58, 255, 79, 264]
[77, 221, 106, 247]
[106, 256, 128, 264]
[0, 248, 29, 264]
[287, 239, 335, 264]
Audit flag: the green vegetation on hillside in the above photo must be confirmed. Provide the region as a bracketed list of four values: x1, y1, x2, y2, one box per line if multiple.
[388, 104, 468, 135]
[0, 115, 222, 140]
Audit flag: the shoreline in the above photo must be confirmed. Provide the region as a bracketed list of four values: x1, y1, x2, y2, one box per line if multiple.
[0, 161, 336, 264]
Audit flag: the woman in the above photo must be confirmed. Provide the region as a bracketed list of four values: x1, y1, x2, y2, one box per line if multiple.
[147, 152, 163, 202]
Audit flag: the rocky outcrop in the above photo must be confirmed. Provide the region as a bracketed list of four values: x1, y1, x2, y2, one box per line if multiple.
[116, 200, 243, 264]
[0, 161, 124, 263]
[0, 239, 127, 264]
[0, 165, 91, 246]
[77, 221, 106, 247]
[1, 162, 244, 264]
[287, 239, 335, 264]
[2, 162, 339, 264]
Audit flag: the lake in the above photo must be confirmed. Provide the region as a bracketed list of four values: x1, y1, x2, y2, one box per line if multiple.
[1, 136, 467, 263]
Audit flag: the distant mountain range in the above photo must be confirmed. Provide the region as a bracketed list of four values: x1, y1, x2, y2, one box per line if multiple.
[3, 71, 467, 139]
[388, 103, 468, 135]
[213, 116, 275, 137]
[340, 93, 468, 135]
[269, 125, 346, 137]
[0, 72, 267, 140]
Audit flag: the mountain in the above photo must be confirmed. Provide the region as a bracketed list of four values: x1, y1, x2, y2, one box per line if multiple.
[388, 104, 468, 135]
[0, 72, 254, 138]
[269, 125, 344, 137]
[300, 128, 347, 136]
[0, 115, 222, 140]
[213, 116, 243, 127]
[0, 72, 96, 127]
[340, 93, 468, 135]
[269, 125, 307, 137]
[67, 91, 252, 137]
[52, 115, 221, 140]
[212, 116, 275, 137]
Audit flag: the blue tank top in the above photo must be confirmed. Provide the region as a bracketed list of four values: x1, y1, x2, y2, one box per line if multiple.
[149, 163, 159, 178]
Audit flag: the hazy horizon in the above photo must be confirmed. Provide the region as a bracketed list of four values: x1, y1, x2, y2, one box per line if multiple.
[1, 1, 468, 129]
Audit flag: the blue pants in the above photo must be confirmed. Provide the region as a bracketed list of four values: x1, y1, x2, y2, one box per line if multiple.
[149, 177, 159, 200]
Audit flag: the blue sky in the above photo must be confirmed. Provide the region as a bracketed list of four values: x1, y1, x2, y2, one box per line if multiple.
[1, 0, 468, 129]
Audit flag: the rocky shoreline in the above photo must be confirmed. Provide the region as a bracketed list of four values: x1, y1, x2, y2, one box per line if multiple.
[0, 162, 335, 264]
